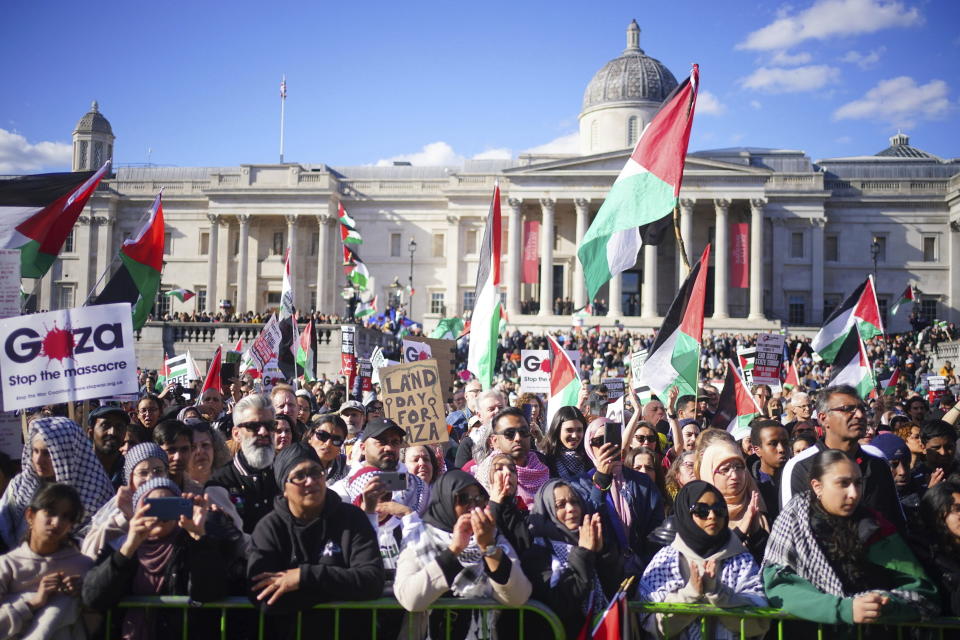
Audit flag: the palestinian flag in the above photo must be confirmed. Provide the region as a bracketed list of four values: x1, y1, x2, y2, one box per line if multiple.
[826, 327, 876, 399]
[356, 294, 377, 318]
[711, 360, 762, 440]
[737, 346, 756, 382]
[295, 319, 316, 382]
[891, 285, 916, 316]
[431, 316, 464, 339]
[782, 360, 800, 392]
[277, 248, 299, 381]
[337, 202, 357, 228]
[0, 162, 110, 279]
[812, 276, 883, 363]
[200, 346, 222, 395]
[155, 353, 170, 392]
[589, 582, 630, 640]
[466, 183, 503, 389]
[164, 288, 195, 303]
[91, 192, 164, 330]
[545, 334, 583, 430]
[343, 246, 370, 290]
[577, 65, 699, 301]
[339, 218, 362, 245]
[637, 244, 711, 399]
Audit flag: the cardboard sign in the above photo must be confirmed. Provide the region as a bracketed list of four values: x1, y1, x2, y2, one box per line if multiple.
[0, 303, 138, 411]
[752, 334, 785, 388]
[404, 337, 457, 403]
[380, 359, 448, 446]
[519, 349, 551, 393]
[601, 377, 625, 400]
[0, 250, 20, 319]
[630, 350, 647, 389]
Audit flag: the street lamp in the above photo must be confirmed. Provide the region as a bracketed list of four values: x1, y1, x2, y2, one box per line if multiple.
[870, 237, 880, 283]
[408, 238, 417, 297]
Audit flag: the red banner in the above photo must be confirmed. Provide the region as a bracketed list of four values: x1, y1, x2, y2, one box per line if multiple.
[522, 221, 540, 284]
[730, 222, 749, 288]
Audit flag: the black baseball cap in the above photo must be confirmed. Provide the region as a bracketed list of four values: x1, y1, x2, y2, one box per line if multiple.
[363, 417, 405, 441]
[88, 405, 130, 427]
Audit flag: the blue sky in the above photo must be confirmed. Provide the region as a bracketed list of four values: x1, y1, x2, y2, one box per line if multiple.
[1, 0, 957, 173]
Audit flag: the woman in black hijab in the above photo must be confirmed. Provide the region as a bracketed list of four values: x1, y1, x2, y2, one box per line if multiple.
[638, 480, 768, 639]
[394, 470, 531, 639]
[520, 479, 623, 639]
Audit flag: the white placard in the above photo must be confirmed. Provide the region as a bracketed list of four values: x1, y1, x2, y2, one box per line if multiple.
[0, 304, 138, 410]
[752, 333, 785, 388]
[0, 412, 21, 459]
[601, 377, 626, 400]
[401, 339, 432, 362]
[164, 354, 198, 387]
[630, 350, 647, 389]
[928, 375, 947, 391]
[0, 250, 20, 320]
[519, 349, 551, 393]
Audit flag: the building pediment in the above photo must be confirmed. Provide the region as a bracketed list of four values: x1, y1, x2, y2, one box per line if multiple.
[505, 149, 771, 177]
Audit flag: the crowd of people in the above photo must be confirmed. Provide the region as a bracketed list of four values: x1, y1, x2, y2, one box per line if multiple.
[0, 320, 957, 639]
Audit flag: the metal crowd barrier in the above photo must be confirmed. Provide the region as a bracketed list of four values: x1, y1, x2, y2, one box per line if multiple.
[103, 596, 567, 640]
[630, 601, 960, 639]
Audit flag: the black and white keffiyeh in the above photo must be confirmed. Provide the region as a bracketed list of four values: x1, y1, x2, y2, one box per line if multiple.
[11, 417, 114, 532]
[405, 522, 493, 598]
[555, 449, 585, 481]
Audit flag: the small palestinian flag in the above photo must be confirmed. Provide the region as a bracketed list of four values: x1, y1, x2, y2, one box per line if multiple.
[431, 316, 464, 339]
[782, 360, 800, 392]
[637, 244, 711, 398]
[165, 288, 195, 303]
[200, 346, 222, 395]
[295, 319, 316, 382]
[356, 294, 378, 318]
[826, 327, 876, 399]
[91, 192, 164, 330]
[0, 162, 110, 279]
[737, 346, 756, 383]
[711, 360, 762, 440]
[878, 367, 900, 396]
[545, 334, 583, 432]
[891, 285, 916, 316]
[155, 353, 170, 392]
[812, 275, 883, 363]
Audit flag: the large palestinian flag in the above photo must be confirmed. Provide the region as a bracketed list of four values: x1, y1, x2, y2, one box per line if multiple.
[0, 162, 110, 278]
[711, 360, 762, 440]
[91, 192, 164, 330]
[577, 65, 699, 301]
[812, 276, 883, 363]
[466, 183, 503, 389]
[826, 327, 876, 399]
[545, 334, 582, 430]
[637, 244, 711, 398]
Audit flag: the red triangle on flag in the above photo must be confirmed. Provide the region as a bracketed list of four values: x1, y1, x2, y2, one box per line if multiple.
[854, 275, 884, 333]
[678, 244, 711, 339]
[201, 346, 222, 394]
[547, 336, 577, 397]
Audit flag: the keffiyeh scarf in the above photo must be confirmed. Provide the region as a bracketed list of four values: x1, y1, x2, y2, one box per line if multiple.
[514, 454, 550, 507]
[405, 522, 495, 598]
[540, 537, 607, 614]
[555, 449, 585, 481]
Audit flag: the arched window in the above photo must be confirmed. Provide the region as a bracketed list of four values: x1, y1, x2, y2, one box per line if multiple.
[627, 116, 639, 147]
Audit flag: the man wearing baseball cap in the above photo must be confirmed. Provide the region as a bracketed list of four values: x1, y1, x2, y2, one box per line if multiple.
[87, 405, 130, 489]
[338, 400, 367, 461]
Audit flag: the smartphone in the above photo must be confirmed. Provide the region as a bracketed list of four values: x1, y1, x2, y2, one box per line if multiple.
[604, 421, 623, 450]
[522, 403, 534, 424]
[379, 471, 408, 493]
[144, 497, 193, 521]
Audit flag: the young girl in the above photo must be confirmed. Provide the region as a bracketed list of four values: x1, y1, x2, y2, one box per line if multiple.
[0, 483, 93, 639]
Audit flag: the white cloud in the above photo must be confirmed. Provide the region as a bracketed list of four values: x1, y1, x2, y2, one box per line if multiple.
[472, 147, 512, 160]
[697, 91, 725, 115]
[741, 65, 841, 93]
[840, 47, 886, 69]
[0, 129, 72, 173]
[750, 100, 763, 110]
[833, 76, 951, 127]
[835, 135, 853, 143]
[770, 50, 813, 66]
[523, 131, 579, 154]
[375, 141, 463, 166]
[738, 0, 922, 51]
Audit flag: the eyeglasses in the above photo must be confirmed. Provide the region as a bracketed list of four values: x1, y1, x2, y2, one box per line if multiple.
[689, 502, 726, 519]
[635, 435, 658, 444]
[132, 465, 166, 481]
[287, 468, 325, 485]
[496, 427, 531, 440]
[455, 492, 488, 508]
[312, 431, 345, 447]
[714, 462, 746, 476]
[236, 420, 276, 433]
[827, 404, 867, 415]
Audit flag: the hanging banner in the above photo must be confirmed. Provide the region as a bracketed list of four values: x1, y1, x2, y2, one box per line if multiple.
[730, 222, 749, 288]
[522, 221, 540, 284]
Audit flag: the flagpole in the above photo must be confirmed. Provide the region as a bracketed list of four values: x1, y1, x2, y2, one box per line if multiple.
[672, 204, 691, 274]
[279, 75, 287, 164]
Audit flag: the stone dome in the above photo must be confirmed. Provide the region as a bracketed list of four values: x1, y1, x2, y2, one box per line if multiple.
[581, 21, 678, 114]
[74, 101, 113, 135]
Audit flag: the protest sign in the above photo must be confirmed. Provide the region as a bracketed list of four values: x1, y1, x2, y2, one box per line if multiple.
[340, 325, 356, 390]
[380, 359, 448, 446]
[165, 354, 196, 387]
[404, 337, 457, 403]
[0, 250, 20, 319]
[928, 375, 947, 391]
[247, 314, 282, 372]
[0, 303, 138, 411]
[519, 349, 551, 393]
[601, 377, 626, 400]
[752, 334, 785, 388]
[402, 339, 432, 362]
[0, 412, 21, 459]
[630, 350, 647, 389]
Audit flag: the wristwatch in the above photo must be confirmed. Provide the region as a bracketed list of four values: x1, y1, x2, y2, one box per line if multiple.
[481, 544, 500, 558]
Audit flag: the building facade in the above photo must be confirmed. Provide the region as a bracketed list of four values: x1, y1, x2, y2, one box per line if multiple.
[40, 22, 960, 333]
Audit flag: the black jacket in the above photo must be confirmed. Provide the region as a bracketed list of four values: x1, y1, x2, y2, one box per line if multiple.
[489, 496, 532, 557]
[207, 451, 278, 534]
[748, 457, 782, 523]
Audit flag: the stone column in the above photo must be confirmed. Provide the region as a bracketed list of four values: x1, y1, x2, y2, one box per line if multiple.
[678, 198, 695, 284]
[749, 198, 766, 319]
[641, 244, 659, 318]
[608, 273, 623, 317]
[236, 215, 250, 314]
[573, 198, 590, 309]
[950, 221, 960, 325]
[316, 214, 331, 312]
[506, 198, 522, 317]
[206, 213, 220, 313]
[538, 198, 555, 316]
[713, 199, 730, 319]
[811, 217, 825, 324]
[75, 216, 92, 302]
[446, 215, 461, 316]
[285, 214, 297, 307]
[770, 218, 785, 316]
[95, 213, 114, 289]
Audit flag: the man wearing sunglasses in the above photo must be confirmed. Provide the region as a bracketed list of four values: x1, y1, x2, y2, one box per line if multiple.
[780, 384, 906, 532]
[207, 394, 280, 534]
[488, 407, 550, 508]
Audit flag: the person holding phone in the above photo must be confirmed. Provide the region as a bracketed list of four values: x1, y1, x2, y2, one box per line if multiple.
[83, 477, 228, 640]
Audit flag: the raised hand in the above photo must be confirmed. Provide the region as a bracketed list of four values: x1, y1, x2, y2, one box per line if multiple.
[688, 561, 703, 596]
[116, 485, 134, 520]
[361, 478, 387, 514]
[736, 491, 761, 535]
[595, 443, 620, 475]
[449, 513, 473, 555]
[578, 513, 603, 552]
[120, 503, 156, 558]
[471, 505, 497, 550]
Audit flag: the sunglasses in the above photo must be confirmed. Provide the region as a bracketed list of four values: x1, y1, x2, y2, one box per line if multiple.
[689, 502, 726, 519]
[635, 434, 658, 444]
[312, 431, 345, 447]
[496, 427, 531, 440]
[589, 436, 606, 448]
[236, 420, 276, 433]
[455, 492, 488, 508]
[287, 468, 325, 485]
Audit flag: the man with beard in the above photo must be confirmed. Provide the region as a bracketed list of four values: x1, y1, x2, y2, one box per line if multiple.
[207, 394, 279, 534]
[87, 406, 129, 489]
[338, 400, 367, 461]
[488, 407, 549, 507]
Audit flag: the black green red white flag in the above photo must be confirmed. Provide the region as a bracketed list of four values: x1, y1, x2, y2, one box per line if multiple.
[878, 367, 900, 396]
[200, 346, 222, 395]
[545, 335, 583, 430]
[636, 244, 711, 399]
[711, 359, 762, 440]
[466, 183, 502, 389]
[0, 162, 110, 279]
[826, 327, 876, 399]
[295, 319, 316, 382]
[812, 275, 883, 363]
[165, 288, 195, 303]
[577, 65, 699, 301]
[891, 284, 916, 316]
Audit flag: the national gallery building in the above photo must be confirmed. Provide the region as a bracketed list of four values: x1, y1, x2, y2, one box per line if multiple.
[41, 22, 960, 333]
